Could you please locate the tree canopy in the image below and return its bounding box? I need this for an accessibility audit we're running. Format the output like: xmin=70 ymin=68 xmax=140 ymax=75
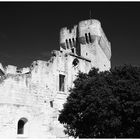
xmin=58 ymin=65 xmax=140 ymax=138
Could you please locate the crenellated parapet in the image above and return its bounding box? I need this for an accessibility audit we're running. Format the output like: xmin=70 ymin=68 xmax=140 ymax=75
xmin=60 ymin=25 xmax=77 ymax=53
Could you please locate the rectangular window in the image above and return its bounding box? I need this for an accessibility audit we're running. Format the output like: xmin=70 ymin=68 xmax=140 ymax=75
xmin=59 ymin=74 xmax=65 ymax=92
xmin=50 ymin=101 xmax=53 ymax=108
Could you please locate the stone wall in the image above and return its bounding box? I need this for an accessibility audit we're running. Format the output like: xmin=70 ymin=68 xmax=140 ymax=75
xmin=0 ymin=18 xmax=111 ymax=138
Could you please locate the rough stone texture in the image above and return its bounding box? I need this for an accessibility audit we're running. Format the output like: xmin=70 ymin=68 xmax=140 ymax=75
xmin=0 ymin=18 xmax=111 ymax=138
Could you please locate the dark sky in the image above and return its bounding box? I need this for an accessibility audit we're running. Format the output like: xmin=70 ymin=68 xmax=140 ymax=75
xmin=0 ymin=2 xmax=140 ymax=68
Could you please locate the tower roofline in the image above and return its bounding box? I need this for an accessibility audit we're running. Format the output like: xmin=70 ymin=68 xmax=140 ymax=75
xmin=78 ymin=19 xmax=101 ymax=27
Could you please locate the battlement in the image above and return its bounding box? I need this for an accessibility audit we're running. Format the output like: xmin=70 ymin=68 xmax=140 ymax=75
xmin=60 ymin=25 xmax=77 ymax=53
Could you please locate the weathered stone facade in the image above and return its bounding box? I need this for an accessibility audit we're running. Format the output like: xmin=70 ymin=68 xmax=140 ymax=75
xmin=0 ymin=19 xmax=111 ymax=138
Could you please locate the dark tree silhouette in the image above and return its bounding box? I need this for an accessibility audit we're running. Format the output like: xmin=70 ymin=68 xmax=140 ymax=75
xmin=58 ymin=65 xmax=140 ymax=138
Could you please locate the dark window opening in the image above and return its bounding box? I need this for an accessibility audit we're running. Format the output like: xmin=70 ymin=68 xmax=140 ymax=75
xmin=59 ymin=74 xmax=65 ymax=92
xmin=72 ymin=38 xmax=75 ymax=47
xmin=72 ymin=58 xmax=79 ymax=67
xmin=50 ymin=101 xmax=53 ymax=108
xmin=66 ymin=39 xmax=69 ymax=49
xmin=69 ymin=39 xmax=72 ymax=48
xmin=17 ymin=118 xmax=28 ymax=134
xmin=88 ymin=33 xmax=92 ymax=43
xmin=85 ymin=33 xmax=89 ymax=44
xmin=71 ymin=48 xmax=75 ymax=53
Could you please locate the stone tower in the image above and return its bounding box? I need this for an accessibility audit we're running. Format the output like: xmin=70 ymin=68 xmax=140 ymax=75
xmin=60 ymin=19 xmax=111 ymax=71
xmin=0 ymin=19 xmax=111 ymax=138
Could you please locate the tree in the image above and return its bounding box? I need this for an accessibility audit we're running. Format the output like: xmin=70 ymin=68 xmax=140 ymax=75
xmin=58 ymin=65 xmax=140 ymax=138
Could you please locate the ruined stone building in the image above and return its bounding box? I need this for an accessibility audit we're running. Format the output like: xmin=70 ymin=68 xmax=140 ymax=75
xmin=0 ymin=19 xmax=111 ymax=138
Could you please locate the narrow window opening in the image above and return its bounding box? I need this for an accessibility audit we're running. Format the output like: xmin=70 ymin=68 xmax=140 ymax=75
xmin=85 ymin=33 xmax=89 ymax=44
xmin=66 ymin=39 xmax=69 ymax=49
xmin=69 ymin=39 xmax=72 ymax=48
xmin=72 ymin=38 xmax=75 ymax=47
xmin=88 ymin=33 xmax=92 ymax=43
xmin=50 ymin=101 xmax=53 ymax=108
xmin=59 ymin=74 xmax=65 ymax=92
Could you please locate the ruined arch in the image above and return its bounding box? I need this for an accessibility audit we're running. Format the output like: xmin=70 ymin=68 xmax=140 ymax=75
xmin=17 ymin=117 xmax=28 ymax=134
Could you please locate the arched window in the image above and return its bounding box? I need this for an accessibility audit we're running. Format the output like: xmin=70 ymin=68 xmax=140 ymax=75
xmin=17 ymin=118 xmax=28 ymax=134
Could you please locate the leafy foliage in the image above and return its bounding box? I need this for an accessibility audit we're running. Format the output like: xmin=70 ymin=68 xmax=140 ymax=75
xmin=58 ymin=65 xmax=140 ymax=138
